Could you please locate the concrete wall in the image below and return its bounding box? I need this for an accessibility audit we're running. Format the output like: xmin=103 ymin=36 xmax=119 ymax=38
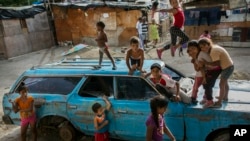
xmin=2 ymin=12 xmax=54 ymax=58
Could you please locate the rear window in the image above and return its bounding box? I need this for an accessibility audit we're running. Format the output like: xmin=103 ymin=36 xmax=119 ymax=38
xmin=18 ymin=77 xmax=82 ymax=95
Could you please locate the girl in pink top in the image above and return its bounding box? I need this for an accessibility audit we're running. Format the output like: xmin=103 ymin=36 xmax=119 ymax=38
xmin=156 ymin=0 xmax=189 ymax=59
xmin=146 ymin=95 xmax=175 ymax=141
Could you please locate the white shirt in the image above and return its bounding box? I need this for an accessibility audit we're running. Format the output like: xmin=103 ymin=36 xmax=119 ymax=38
xmin=136 ymin=21 xmax=142 ymax=34
xmin=196 ymin=51 xmax=212 ymax=77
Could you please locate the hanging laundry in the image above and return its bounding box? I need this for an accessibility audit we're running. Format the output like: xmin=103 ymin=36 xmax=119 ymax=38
xmin=198 ymin=11 xmax=210 ymax=26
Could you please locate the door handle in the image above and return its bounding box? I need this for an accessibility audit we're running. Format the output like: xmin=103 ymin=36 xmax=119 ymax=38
xmin=117 ymin=110 xmax=127 ymax=114
xmin=68 ymin=105 xmax=77 ymax=109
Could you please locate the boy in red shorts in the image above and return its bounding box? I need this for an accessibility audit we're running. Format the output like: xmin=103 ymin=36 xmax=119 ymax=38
xmin=92 ymin=95 xmax=111 ymax=141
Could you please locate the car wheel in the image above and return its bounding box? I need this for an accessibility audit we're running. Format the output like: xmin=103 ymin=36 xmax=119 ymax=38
xmin=59 ymin=124 xmax=76 ymax=141
xmin=209 ymin=129 xmax=230 ymax=141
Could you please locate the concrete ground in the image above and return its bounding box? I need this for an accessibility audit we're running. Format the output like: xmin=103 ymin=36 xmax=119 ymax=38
xmin=0 ymin=43 xmax=250 ymax=140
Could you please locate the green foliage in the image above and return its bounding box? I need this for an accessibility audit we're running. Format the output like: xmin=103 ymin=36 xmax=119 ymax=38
xmin=0 ymin=0 xmax=38 ymax=6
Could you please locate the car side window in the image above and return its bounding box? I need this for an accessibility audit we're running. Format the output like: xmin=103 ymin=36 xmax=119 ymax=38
xmin=19 ymin=77 xmax=82 ymax=95
xmin=79 ymin=76 xmax=113 ymax=97
xmin=116 ymin=77 xmax=158 ymax=100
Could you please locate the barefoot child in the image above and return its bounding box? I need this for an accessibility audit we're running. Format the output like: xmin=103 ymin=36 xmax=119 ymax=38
xmin=9 ymin=82 xmax=37 ymax=141
xmin=126 ymin=36 xmax=145 ymax=75
xmin=95 ymin=21 xmax=116 ymax=70
xmin=92 ymin=96 xmax=111 ymax=141
xmin=156 ymin=0 xmax=189 ymax=58
xmin=146 ymin=95 xmax=176 ymax=141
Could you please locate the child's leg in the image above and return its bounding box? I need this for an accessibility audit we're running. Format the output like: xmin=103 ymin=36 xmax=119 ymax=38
xmin=170 ymin=26 xmax=178 ymax=46
xmin=99 ymin=49 xmax=104 ymax=67
xmin=30 ymin=119 xmax=37 ymax=141
xmin=139 ymin=34 xmax=144 ymax=49
xmin=128 ymin=65 xmax=136 ymax=75
xmin=216 ymin=66 xmax=233 ymax=104
xmin=177 ymin=31 xmax=190 ymax=47
xmin=192 ymin=77 xmax=203 ymax=99
xmin=104 ymin=49 xmax=116 ymax=69
xmin=20 ymin=122 xmax=29 ymax=141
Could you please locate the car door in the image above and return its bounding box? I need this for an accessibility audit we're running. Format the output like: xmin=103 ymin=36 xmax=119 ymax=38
xmin=111 ymin=76 xmax=159 ymax=141
xmin=67 ymin=76 xmax=115 ymax=135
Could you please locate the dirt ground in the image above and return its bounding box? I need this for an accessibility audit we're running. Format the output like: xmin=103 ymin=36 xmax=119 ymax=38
xmin=0 ymin=44 xmax=250 ymax=141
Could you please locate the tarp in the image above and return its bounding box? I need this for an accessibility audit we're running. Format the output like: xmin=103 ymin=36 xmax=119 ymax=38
xmin=53 ymin=1 xmax=152 ymax=10
xmin=0 ymin=6 xmax=46 ymax=19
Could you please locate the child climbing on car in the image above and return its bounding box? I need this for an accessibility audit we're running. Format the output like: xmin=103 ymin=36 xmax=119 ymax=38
xmin=92 ymin=95 xmax=111 ymax=141
xmin=144 ymin=63 xmax=191 ymax=104
xmin=126 ymin=36 xmax=145 ymax=75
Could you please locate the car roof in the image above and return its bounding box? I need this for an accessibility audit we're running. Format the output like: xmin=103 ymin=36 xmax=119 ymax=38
xmin=24 ymin=58 xmax=165 ymax=76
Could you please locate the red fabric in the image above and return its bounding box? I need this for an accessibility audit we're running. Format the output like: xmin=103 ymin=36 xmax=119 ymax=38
xmin=173 ymin=8 xmax=185 ymax=28
xmin=94 ymin=132 xmax=109 ymax=141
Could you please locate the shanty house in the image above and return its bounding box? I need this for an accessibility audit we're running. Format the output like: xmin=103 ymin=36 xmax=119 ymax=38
xmin=52 ymin=0 xmax=154 ymax=46
xmin=0 ymin=6 xmax=55 ymax=59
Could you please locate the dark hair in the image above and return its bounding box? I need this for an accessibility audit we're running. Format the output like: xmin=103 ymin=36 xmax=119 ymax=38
xmin=150 ymin=95 xmax=168 ymax=128
xmin=92 ymin=103 xmax=102 ymax=113
xmin=150 ymin=63 xmax=161 ymax=70
xmin=198 ymin=38 xmax=213 ymax=47
xmin=17 ymin=82 xmax=27 ymax=93
xmin=130 ymin=36 xmax=140 ymax=45
xmin=204 ymin=30 xmax=209 ymax=34
xmin=138 ymin=17 xmax=142 ymax=21
xmin=96 ymin=21 xmax=105 ymax=29
xmin=187 ymin=40 xmax=200 ymax=54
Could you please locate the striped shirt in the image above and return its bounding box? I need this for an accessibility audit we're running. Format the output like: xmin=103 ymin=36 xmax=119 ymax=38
xmin=141 ymin=22 xmax=148 ymax=35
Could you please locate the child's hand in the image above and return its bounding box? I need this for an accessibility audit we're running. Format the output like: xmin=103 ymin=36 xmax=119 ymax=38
xmin=191 ymin=58 xmax=195 ymax=63
xmin=202 ymin=78 xmax=207 ymax=84
xmin=103 ymin=120 xmax=109 ymax=125
xmin=9 ymin=99 xmax=13 ymax=103
xmin=102 ymin=95 xmax=108 ymax=101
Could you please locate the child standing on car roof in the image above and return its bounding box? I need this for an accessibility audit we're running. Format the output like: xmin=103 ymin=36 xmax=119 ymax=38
xmin=9 ymin=82 xmax=37 ymax=141
xmin=126 ymin=36 xmax=145 ymax=75
xmin=146 ymin=95 xmax=176 ymax=141
xmin=92 ymin=95 xmax=111 ymax=141
xmin=198 ymin=38 xmax=233 ymax=108
xmin=187 ymin=40 xmax=222 ymax=108
xmin=95 ymin=21 xmax=116 ymax=70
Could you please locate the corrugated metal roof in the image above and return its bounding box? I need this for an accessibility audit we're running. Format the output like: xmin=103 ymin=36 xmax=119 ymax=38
xmin=52 ymin=1 xmax=152 ymax=10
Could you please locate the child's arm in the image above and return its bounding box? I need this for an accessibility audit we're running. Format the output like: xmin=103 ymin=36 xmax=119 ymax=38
xmin=126 ymin=50 xmax=131 ymax=71
xmin=103 ymin=95 xmax=111 ymax=111
xmin=143 ymin=72 xmax=151 ymax=78
xmin=163 ymin=124 xmax=176 ymax=141
xmin=93 ymin=117 xmax=109 ymax=131
xmin=175 ymin=82 xmax=181 ymax=101
xmin=9 ymin=99 xmax=19 ymax=113
xmin=95 ymin=32 xmax=108 ymax=42
xmin=202 ymin=59 xmax=220 ymax=66
xmin=191 ymin=59 xmax=200 ymax=72
xmin=200 ymin=68 xmax=207 ymax=84
xmin=146 ymin=125 xmax=154 ymax=141
xmin=139 ymin=50 xmax=145 ymax=72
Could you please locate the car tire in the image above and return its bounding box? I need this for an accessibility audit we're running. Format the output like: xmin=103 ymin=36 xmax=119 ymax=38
xmin=59 ymin=124 xmax=76 ymax=141
xmin=207 ymin=129 xmax=230 ymax=141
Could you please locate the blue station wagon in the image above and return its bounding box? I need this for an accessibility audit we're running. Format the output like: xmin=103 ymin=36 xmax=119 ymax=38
xmin=2 ymin=58 xmax=250 ymax=141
